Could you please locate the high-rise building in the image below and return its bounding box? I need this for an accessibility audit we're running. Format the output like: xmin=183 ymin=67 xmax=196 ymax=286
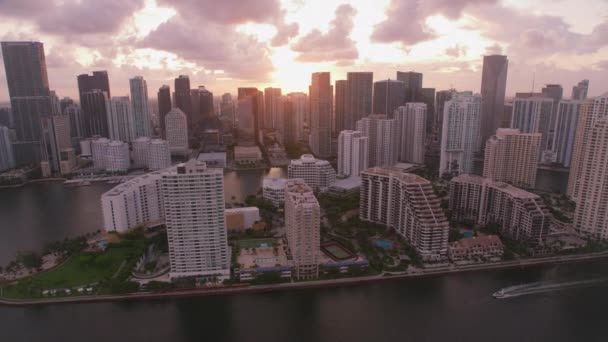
xmin=147 ymin=139 xmax=171 ymax=171
xmin=220 ymin=93 xmax=234 ymax=121
xmin=62 ymin=102 xmax=83 ymax=142
xmin=449 ymin=174 xmax=550 ymax=244
xmin=284 ymin=179 xmax=320 ymax=279
xmin=0 ymin=126 xmax=16 ymax=171
xmin=165 ymin=108 xmax=189 ymax=156
xmin=356 ymin=114 xmax=397 ymax=167
xmin=0 ymin=108 xmax=12 ymax=128
xmin=483 ymin=128 xmax=541 ymax=189
xmin=337 ymin=130 xmax=369 ymax=177
xmin=479 ymin=55 xmax=508 ymax=148
xmin=1 ymin=41 xmax=54 ymax=155
xmin=238 ymin=87 xmax=264 ymax=143
xmin=420 ymin=88 xmax=436 ymax=134
xmin=91 ymin=137 xmax=111 ymax=170
xmin=440 ymin=93 xmax=482 ymax=176
xmin=281 ymin=97 xmax=297 ymax=144
xmin=106 ymin=96 xmax=135 ymax=143
xmin=157 ymin=85 xmax=172 ymax=137
xmin=395 ymin=104 xmax=426 ymax=164
xmin=568 ymin=95 xmax=608 ymax=200
xmin=104 ymin=141 xmax=130 ymax=173
xmin=198 ymin=86 xmax=214 ymax=121
xmin=236 ymin=96 xmax=256 ymax=143
xmin=552 ymin=100 xmax=583 ymax=167
xmin=510 ymin=97 xmax=554 ymax=156
xmin=264 ymin=87 xmax=282 ymax=129
xmin=344 ymin=72 xmax=373 ymax=130
xmin=174 ymin=75 xmax=192 ymax=131
xmin=360 ymin=167 xmax=449 ymax=261
xmin=162 ymin=160 xmax=230 ymax=280
xmin=310 ymin=72 xmax=333 ymax=157
xmin=396 ymin=71 xmax=423 ymax=102
xmin=287 ymin=92 xmax=308 ymax=141
xmin=81 ymin=89 xmax=110 ymax=137
xmin=288 ymin=154 xmax=336 ymax=191
xmin=435 ymin=89 xmax=456 ymax=137
xmin=78 ymin=71 xmax=110 ymax=98
xmin=334 ymin=80 xmax=346 ymax=134
xmin=40 ymin=115 xmax=74 ymax=176
xmin=372 ymin=79 xmax=406 ymax=118
xmin=132 ymin=136 xmax=152 ymax=168
xmin=571 ymin=80 xmax=589 ymax=100
xmin=129 ymin=76 xmax=152 ymax=138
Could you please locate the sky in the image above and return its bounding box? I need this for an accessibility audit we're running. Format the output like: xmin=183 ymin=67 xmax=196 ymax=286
xmin=0 ymin=0 xmax=607 ymax=103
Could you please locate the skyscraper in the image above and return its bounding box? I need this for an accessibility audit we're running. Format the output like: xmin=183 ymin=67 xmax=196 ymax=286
xmin=356 ymin=114 xmax=397 ymax=167
xmin=40 ymin=115 xmax=74 ymax=176
xmin=238 ymin=87 xmax=264 ymax=143
xmin=165 ymin=108 xmax=189 ymax=156
xmin=198 ymin=86 xmax=214 ymax=121
xmin=157 ymin=85 xmax=172 ymax=137
xmin=1 ymin=41 xmax=54 ymax=150
xmin=334 ymin=80 xmax=346 ymax=134
xmin=310 ymin=72 xmax=333 ymax=157
xmin=552 ymin=100 xmax=583 ymax=167
xmin=287 ymin=92 xmax=308 ymax=141
xmin=372 ymin=79 xmax=406 ymax=118
xmin=162 ymin=160 xmax=230 ymax=280
xmin=483 ymin=128 xmax=541 ymax=189
xmin=479 ymin=55 xmax=508 ymax=149
xmin=435 ymin=89 xmax=456 ymax=137
xmin=510 ymin=97 xmax=554 ymax=156
xmin=236 ymin=96 xmax=256 ymax=143
xmin=264 ymin=87 xmax=282 ymax=129
xmin=440 ymin=93 xmax=482 ymax=176
xmin=77 ymin=71 xmax=110 ymax=98
xmin=81 ymin=89 xmax=110 ymax=137
xmin=129 ymin=76 xmax=152 ymax=138
xmin=337 ymin=130 xmax=369 ymax=177
xmin=281 ymin=97 xmax=296 ymax=144
xmin=285 ymin=179 xmax=320 ymax=279
xmin=174 ymin=75 xmax=192 ymax=131
xmin=571 ymin=80 xmax=589 ymax=100
xmin=344 ymin=72 xmax=373 ymax=130
xmin=395 ymin=104 xmax=427 ymax=164
xmin=420 ymin=88 xmax=436 ymax=134
xmin=106 ymin=96 xmax=135 ymax=143
xmin=0 ymin=108 xmax=11 ymax=128
xmin=396 ymin=71 xmax=423 ymax=102
xmin=0 ymin=126 xmax=16 ymax=172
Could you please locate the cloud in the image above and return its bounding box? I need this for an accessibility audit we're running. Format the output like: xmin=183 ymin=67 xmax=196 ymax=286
xmin=371 ymin=0 xmax=497 ymax=46
xmin=291 ymin=4 xmax=359 ymax=63
xmin=484 ymin=43 xmax=504 ymax=55
xmin=445 ymin=45 xmax=468 ymax=58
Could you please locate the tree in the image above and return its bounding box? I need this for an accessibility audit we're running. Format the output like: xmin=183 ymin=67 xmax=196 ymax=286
xmin=19 ymin=252 xmax=43 ymax=269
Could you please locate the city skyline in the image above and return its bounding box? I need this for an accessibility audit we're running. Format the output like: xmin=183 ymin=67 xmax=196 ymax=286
xmin=0 ymin=0 xmax=607 ymax=102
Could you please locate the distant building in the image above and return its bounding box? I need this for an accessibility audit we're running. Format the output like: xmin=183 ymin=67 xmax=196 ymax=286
xmin=234 ymin=145 xmax=263 ymax=163
xmin=40 ymin=115 xmax=74 ymax=176
xmin=552 ymin=100 xmax=583 ymax=167
xmin=225 ymin=207 xmax=261 ymax=232
xmin=395 ymin=103 xmax=426 ymax=164
xmin=448 ymin=235 xmax=504 ymax=262
xmin=571 ymin=80 xmax=589 ymax=100
xmin=337 ymin=130 xmax=368 ymax=177
xmin=106 ymin=96 xmax=135 ymax=143
xmin=372 ymin=79 xmax=406 ymax=118
xmin=147 ymin=139 xmax=171 ymax=171
xmin=449 ymin=174 xmax=550 ymax=245
xmin=157 ymin=85 xmax=172 ymax=137
xmin=129 ymin=76 xmax=152 ymax=138
xmin=356 ymin=114 xmax=397 ymax=167
xmin=285 ymin=179 xmax=320 ymax=279
xmin=479 ymin=55 xmax=508 ymax=147
xmin=345 ymin=72 xmax=373 ymax=130
xmin=510 ymin=97 xmax=554 ymax=158
xmin=0 ymin=126 xmax=15 ymax=172
xmin=288 ymin=154 xmax=336 ymax=191
xmin=78 ymin=71 xmax=111 ymax=137
xmin=132 ymin=136 xmax=152 ymax=168
xmin=174 ymin=75 xmax=192 ymax=131
xmin=360 ymin=167 xmax=449 ymax=261
xmin=310 ymin=72 xmax=333 ymax=157
xmin=263 ymin=177 xmax=288 ymax=207
xmin=396 ymin=71 xmax=423 ymax=102
xmin=287 ymin=92 xmax=308 ymax=141
xmin=104 ymin=141 xmax=130 ymax=172
xmin=264 ymin=87 xmax=282 ymax=129
xmin=165 ymin=108 xmax=189 ymax=156
xmin=236 ymin=96 xmax=256 ymax=143
xmin=197 ymin=152 xmax=227 ymax=168
xmin=334 ymin=80 xmax=346 ymax=134
xmin=483 ymin=128 xmax=541 ymax=189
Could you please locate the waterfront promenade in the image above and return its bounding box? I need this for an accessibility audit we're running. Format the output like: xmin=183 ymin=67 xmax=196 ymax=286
xmin=2 ymin=250 xmax=607 ymax=307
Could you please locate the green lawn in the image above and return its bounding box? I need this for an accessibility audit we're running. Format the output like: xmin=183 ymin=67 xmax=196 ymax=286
xmin=237 ymin=239 xmax=277 ymax=249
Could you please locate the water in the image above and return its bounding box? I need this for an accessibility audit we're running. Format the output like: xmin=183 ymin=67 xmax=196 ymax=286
xmin=0 ymin=168 xmax=285 ymax=266
xmin=2 ymin=260 xmax=608 ymax=341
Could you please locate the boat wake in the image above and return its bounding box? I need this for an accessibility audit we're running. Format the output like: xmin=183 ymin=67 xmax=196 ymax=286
xmin=493 ymin=278 xmax=608 ymax=299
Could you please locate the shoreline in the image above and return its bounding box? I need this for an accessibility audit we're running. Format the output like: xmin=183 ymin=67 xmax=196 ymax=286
xmin=2 ymin=250 xmax=607 ymax=307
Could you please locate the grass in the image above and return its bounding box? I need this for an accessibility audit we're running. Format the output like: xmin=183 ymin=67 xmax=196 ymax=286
xmin=237 ymin=239 xmax=277 ymax=249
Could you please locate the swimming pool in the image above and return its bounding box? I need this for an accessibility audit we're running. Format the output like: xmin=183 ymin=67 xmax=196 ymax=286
xmin=372 ymin=239 xmax=393 ymax=250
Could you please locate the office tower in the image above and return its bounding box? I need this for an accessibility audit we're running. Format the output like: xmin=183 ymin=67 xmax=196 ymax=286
xmin=281 ymin=97 xmax=296 ymax=144
xmin=542 ymin=84 xmax=563 ymax=105
xmin=568 ymin=95 xmax=608 ymax=200
xmin=284 ymin=179 xmax=321 ymax=279
xmin=572 ymin=80 xmax=589 ymax=100
xmin=287 ymin=92 xmax=308 ymax=141
xmin=162 ymin=160 xmax=230 ymax=280
xmin=510 ymin=97 xmax=554 ymax=156
xmin=395 ymin=104 xmax=427 ymax=164
xmin=356 ymin=115 xmax=397 ymax=167
xmin=106 ymin=96 xmax=135 ymax=143
xmin=0 ymin=108 xmax=11 ymax=128
xmin=344 ymin=72 xmax=373 ymax=130
xmin=174 ymin=75 xmax=192 ymax=131
xmin=91 ymin=137 xmax=110 ymax=169
xmin=81 ymin=89 xmax=110 ymax=137
xmin=59 ymin=97 xmax=74 ymax=114
xmin=502 ymin=103 xmax=513 ymax=128
xmin=373 ymin=79 xmax=406 ymax=118
xmin=78 ymin=71 xmax=110 ymax=98
xmin=288 ymin=154 xmax=336 ymax=191
xmin=147 ymin=139 xmax=171 ymax=171
xmin=483 ymin=128 xmax=541 ymax=189
xmin=337 ymin=130 xmax=369 ymax=177
xmin=190 ymin=88 xmax=200 ymax=126
xmin=165 ymin=108 xmax=189 ymax=156
xmin=334 ymin=80 xmax=346 ymax=134
xmin=1 ymin=41 xmax=54 ymax=155
xmin=238 ymin=87 xmax=264 ymax=143
xmin=236 ymin=96 xmax=256 ymax=143
xmin=440 ymin=93 xmax=482 ymax=176
xmin=220 ymin=93 xmax=234 ymax=120
xmin=310 ymin=72 xmax=333 ymax=157
xmin=435 ymin=89 xmax=456 ymax=137
xmin=449 ymin=174 xmax=550 ymax=245
xmin=479 ymin=55 xmax=508 ymax=148
xmin=104 ymin=141 xmax=130 ymax=172
xmin=360 ymin=167 xmax=449 ymax=261
xmin=0 ymin=126 xmax=16 ymax=171
xmin=129 ymin=76 xmax=152 ymax=138
xmin=552 ymin=100 xmax=583 ymax=167
xmin=264 ymin=87 xmax=282 ymax=129
xmin=157 ymin=85 xmax=172 ymax=137
xmin=396 ymin=71 xmax=423 ymax=102
xmin=40 ymin=115 xmax=74 ymax=176
xmin=62 ymin=103 xmax=83 ymax=141
xmin=420 ymin=88 xmax=435 ymax=134
xmin=198 ymin=86 xmax=214 ymax=120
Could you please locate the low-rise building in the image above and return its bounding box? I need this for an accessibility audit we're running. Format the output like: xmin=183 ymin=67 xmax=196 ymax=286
xmin=234 ymin=145 xmax=263 ymax=163
xmin=263 ymin=177 xmax=288 ymax=207
xmin=327 ymin=176 xmax=361 ymax=197
xmin=225 ymin=207 xmax=261 ymax=232
xmin=287 ymin=154 xmax=336 ymax=191
xmin=448 ymin=235 xmax=504 ymax=262
xmin=198 ymin=152 xmax=227 ymax=168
